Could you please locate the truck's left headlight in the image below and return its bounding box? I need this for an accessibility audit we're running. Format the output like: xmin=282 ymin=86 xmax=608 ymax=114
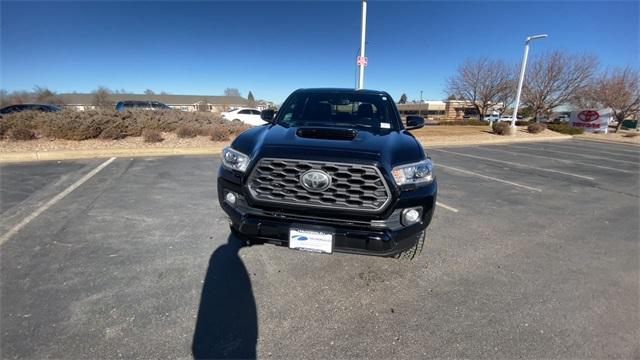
xmin=391 ymin=159 xmax=434 ymax=186
xmin=222 ymin=147 xmax=250 ymax=172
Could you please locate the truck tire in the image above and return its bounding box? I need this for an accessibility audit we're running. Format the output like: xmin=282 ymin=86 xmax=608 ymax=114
xmin=394 ymin=230 xmax=425 ymax=260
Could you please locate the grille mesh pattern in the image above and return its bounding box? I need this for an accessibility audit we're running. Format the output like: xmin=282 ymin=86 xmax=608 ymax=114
xmin=247 ymin=158 xmax=390 ymax=212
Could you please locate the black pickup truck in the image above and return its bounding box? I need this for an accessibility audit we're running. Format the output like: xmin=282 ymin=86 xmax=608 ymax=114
xmin=217 ymin=88 xmax=436 ymax=260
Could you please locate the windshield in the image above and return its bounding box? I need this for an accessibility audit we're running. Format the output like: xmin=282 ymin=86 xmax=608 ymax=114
xmin=276 ymin=92 xmax=400 ymax=134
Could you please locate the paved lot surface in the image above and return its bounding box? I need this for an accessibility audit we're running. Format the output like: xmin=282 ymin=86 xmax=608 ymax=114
xmin=1 ymin=139 xmax=638 ymax=359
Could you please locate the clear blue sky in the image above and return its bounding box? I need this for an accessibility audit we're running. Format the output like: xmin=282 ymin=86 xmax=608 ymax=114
xmin=1 ymin=1 xmax=638 ymax=103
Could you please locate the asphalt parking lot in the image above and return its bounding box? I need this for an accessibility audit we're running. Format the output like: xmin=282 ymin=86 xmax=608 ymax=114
xmin=1 ymin=139 xmax=638 ymax=359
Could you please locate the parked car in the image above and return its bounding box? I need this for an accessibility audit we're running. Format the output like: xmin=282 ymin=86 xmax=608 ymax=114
xmin=484 ymin=113 xmax=500 ymax=122
xmin=553 ymin=114 xmax=571 ymax=122
xmin=115 ymin=100 xmax=171 ymax=111
xmin=498 ymin=115 xmax=513 ymax=122
xmin=217 ymin=88 xmax=436 ymax=260
xmin=0 ymin=104 xmax=60 ymax=114
xmin=220 ymin=108 xmax=267 ymax=126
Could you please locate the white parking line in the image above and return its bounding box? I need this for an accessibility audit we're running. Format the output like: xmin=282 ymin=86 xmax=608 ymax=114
xmin=0 ymin=157 xmax=116 ymax=246
xmin=479 ymin=146 xmax=635 ymax=174
xmin=535 ymin=141 xmax=640 ymax=157
xmin=436 ymin=201 xmax=459 ymax=213
xmin=437 ymin=163 xmax=542 ymax=192
xmin=512 ymin=144 xmax=640 ymax=166
xmin=432 ymin=148 xmax=595 ymax=180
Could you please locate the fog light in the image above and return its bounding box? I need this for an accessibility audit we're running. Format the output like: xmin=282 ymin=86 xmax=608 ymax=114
xmin=402 ymin=208 xmax=421 ymax=225
xmin=225 ymin=191 xmax=237 ymax=205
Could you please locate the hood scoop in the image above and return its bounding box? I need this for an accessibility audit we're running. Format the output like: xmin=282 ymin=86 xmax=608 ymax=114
xmin=296 ymin=127 xmax=358 ymax=141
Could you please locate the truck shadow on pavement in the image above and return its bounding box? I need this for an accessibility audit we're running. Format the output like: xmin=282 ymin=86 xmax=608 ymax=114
xmin=192 ymin=233 xmax=257 ymax=359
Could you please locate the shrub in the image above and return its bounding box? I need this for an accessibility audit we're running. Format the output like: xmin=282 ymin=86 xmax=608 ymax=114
xmin=142 ymin=129 xmax=163 ymax=142
xmin=7 ymin=127 xmax=35 ymax=141
xmin=227 ymin=123 xmax=251 ymax=136
xmin=0 ymin=109 xmax=227 ymax=140
xmin=438 ymin=119 xmax=488 ymax=126
xmin=527 ymin=123 xmax=546 ymax=134
xmin=98 ymin=127 xmax=126 ymax=140
xmin=176 ymin=125 xmax=200 ymax=138
xmin=42 ymin=117 xmax=103 ymax=140
xmin=209 ymin=126 xmax=230 ymax=141
xmin=547 ymin=123 xmax=584 ymax=135
xmin=492 ymin=121 xmax=513 ymax=135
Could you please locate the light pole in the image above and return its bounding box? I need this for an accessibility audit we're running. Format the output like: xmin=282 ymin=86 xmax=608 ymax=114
xmin=511 ymin=34 xmax=547 ymax=128
xmin=354 ymin=47 xmax=361 ymax=89
xmin=420 ymin=90 xmax=423 ymax=117
xmin=357 ymin=0 xmax=367 ymax=90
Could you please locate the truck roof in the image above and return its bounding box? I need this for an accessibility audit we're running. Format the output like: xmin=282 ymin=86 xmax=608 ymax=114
xmin=294 ymin=88 xmax=391 ymax=96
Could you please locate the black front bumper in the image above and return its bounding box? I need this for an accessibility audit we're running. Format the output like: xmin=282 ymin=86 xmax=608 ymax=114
xmin=217 ymin=173 xmax=436 ymax=257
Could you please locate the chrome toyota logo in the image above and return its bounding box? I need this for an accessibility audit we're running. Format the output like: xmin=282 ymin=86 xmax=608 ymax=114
xmin=300 ymin=170 xmax=331 ymax=192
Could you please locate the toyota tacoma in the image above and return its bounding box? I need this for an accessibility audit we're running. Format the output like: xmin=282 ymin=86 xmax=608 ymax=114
xmin=217 ymin=88 xmax=436 ymax=259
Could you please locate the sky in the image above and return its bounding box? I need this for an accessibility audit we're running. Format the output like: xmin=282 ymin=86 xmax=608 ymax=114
xmin=1 ymin=1 xmax=638 ymax=103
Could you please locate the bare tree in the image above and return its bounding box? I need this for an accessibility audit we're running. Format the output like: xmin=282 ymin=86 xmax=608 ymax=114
xmin=144 ymin=89 xmax=155 ymax=95
xmin=6 ymin=90 xmax=33 ymax=105
xmin=92 ymin=86 xmax=113 ymax=108
xmin=33 ymin=86 xmax=64 ymax=105
xmin=522 ymin=51 xmax=598 ymax=120
xmin=197 ymin=100 xmax=209 ymax=112
xmin=495 ymin=76 xmax=517 ymax=116
xmin=224 ymin=88 xmax=241 ymax=97
xmin=0 ymin=89 xmax=9 ymax=107
xmin=576 ymin=67 xmax=640 ymax=132
xmin=445 ymin=58 xmax=514 ymax=121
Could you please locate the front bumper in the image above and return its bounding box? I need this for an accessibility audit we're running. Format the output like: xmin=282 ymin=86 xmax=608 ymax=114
xmin=217 ymin=174 xmax=437 ymax=257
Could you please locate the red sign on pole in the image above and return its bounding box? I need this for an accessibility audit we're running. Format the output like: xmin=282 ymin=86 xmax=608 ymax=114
xmin=356 ymin=56 xmax=368 ymax=67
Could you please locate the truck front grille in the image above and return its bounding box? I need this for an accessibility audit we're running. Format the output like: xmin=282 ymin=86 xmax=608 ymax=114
xmin=247 ymin=158 xmax=391 ymax=212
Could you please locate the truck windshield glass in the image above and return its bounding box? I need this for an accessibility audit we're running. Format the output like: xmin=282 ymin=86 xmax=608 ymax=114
xmin=277 ymin=93 xmax=399 ymax=133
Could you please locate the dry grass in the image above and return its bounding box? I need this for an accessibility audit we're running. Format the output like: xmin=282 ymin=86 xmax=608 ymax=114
xmin=7 ymin=127 xmax=35 ymax=141
xmin=176 ymin=125 xmax=201 ymax=139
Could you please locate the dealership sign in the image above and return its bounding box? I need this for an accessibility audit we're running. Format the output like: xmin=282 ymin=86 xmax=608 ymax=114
xmin=570 ymin=109 xmax=612 ymax=133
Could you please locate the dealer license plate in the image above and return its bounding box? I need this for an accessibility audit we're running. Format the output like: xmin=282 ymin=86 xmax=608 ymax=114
xmin=289 ymin=228 xmax=333 ymax=254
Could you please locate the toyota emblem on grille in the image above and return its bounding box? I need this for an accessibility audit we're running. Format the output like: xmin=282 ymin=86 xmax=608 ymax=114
xmin=300 ymin=170 xmax=331 ymax=192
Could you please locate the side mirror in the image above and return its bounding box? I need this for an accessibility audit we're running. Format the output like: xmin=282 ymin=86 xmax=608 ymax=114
xmin=405 ymin=115 xmax=425 ymax=130
xmin=261 ymin=109 xmax=276 ymax=122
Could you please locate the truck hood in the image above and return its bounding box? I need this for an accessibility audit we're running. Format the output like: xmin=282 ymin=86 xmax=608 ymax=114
xmin=231 ymin=124 xmax=426 ymax=170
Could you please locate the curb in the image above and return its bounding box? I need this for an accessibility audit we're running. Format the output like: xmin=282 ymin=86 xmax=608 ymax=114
xmin=0 ymin=146 xmax=225 ymax=163
xmin=1 ymin=135 xmax=572 ymax=163
xmin=573 ymin=136 xmax=640 ymax=147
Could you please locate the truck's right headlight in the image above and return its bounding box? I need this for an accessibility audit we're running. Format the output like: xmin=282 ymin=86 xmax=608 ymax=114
xmin=222 ymin=147 xmax=250 ymax=172
xmin=391 ymin=159 xmax=434 ymax=186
